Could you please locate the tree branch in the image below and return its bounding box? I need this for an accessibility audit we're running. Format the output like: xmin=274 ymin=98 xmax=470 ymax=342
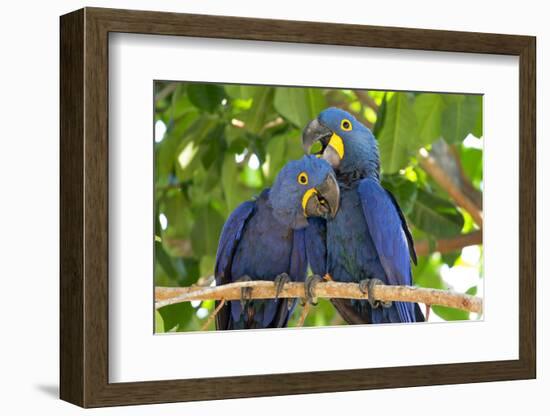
xmin=155 ymin=281 xmax=482 ymax=313
xmin=449 ymin=144 xmax=483 ymax=210
xmin=415 ymin=230 xmax=482 ymax=256
xmin=418 ymin=149 xmax=483 ymax=227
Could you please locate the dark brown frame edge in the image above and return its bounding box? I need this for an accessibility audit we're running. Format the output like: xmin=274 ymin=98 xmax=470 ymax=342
xmin=60 ymin=7 xmax=536 ymax=408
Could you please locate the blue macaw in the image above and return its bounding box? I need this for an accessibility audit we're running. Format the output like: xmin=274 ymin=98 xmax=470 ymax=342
xmin=302 ymin=107 xmax=424 ymax=324
xmin=215 ymin=155 xmax=340 ymax=330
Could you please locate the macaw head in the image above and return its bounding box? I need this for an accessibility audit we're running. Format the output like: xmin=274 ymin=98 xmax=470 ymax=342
xmin=269 ymin=155 xmax=340 ymax=229
xmin=302 ymin=107 xmax=380 ymax=179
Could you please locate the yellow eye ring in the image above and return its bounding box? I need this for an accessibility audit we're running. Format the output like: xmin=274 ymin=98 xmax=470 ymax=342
xmin=297 ymin=172 xmax=309 ymax=185
xmin=341 ymin=119 xmax=352 ymax=131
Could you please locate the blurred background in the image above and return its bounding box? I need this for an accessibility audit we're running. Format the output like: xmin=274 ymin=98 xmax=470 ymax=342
xmin=153 ymin=81 xmax=483 ymax=332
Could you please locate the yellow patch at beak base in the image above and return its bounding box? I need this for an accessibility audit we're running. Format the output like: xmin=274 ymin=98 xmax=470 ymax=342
xmin=328 ymin=133 xmax=344 ymax=159
xmin=302 ymin=188 xmax=318 ymax=216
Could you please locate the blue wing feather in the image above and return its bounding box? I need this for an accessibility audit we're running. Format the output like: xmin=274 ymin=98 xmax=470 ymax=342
xmin=357 ymin=178 xmax=416 ymax=323
xmin=385 ymin=189 xmax=417 ymax=265
xmin=214 ymin=200 xmax=256 ymax=329
xmin=290 ymin=228 xmax=308 ymax=282
xmin=266 ymin=228 xmax=307 ymax=327
xmin=304 ymin=217 xmax=327 ymax=276
xmin=214 ymin=200 xmax=256 ymax=281
xmin=261 ymin=228 xmax=308 ymax=327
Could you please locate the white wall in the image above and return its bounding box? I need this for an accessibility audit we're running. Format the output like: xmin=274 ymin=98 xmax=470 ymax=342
xmin=0 ymin=1 xmax=545 ymax=414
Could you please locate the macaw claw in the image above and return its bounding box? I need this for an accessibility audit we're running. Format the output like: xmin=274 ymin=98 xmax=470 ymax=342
xmin=304 ymin=274 xmax=325 ymax=306
xmin=359 ymin=278 xmax=392 ymax=309
xmin=274 ymin=273 xmax=291 ymax=299
xmin=236 ymin=275 xmax=253 ymax=309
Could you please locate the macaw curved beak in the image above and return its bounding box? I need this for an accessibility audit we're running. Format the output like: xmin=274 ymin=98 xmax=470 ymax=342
xmin=302 ymin=171 xmax=340 ymax=219
xmin=302 ymin=118 xmax=344 ymax=169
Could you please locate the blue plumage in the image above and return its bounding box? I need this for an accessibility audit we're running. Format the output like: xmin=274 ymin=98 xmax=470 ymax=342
xmin=215 ymin=155 xmax=340 ymax=330
xmin=304 ymin=217 xmax=327 ymax=276
xmin=303 ymin=107 xmax=423 ymax=324
xmin=357 ymin=178 xmax=416 ymax=322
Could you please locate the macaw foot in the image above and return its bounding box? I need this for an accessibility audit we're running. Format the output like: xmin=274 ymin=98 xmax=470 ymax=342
xmin=236 ymin=275 xmax=253 ymax=309
xmin=273 ymin=273 xmax=290 ymax=299
xmin=359 ymin=278 xmax=392 ymax=309
xmin=324 ymin=273 xmax=334 ymax=281
xmin=304 ymin=274 xmax=326 ymax=306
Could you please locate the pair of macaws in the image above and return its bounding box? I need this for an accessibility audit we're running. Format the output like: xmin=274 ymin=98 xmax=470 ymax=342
xmin=215 ymin=107 xmax=424 ymax=330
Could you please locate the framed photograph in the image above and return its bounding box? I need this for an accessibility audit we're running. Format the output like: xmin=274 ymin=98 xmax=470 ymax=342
xmin=60 ymin=7 xmax=536 ymax=408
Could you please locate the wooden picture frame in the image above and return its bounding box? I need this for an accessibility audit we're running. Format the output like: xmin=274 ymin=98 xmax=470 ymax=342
xmin=60 ymin=7 xmax=536 ymax=408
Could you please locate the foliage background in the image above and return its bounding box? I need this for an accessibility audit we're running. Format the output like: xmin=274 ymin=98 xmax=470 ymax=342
xmin=153 ymin=81 xmax=483 ymax=333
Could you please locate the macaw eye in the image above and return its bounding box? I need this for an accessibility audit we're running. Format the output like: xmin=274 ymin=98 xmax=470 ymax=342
xmin=341 ymin=119 xmax=352 ymax=131
xmin=297 ymin=172 xmax=309 ymax=185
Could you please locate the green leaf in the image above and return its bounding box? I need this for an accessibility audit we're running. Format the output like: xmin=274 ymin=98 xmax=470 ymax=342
xmin=264 ymin=130 xmax=302 ymax=182
xmin=225 ymin=85 xmax=258 ymax=100
xmin=466 ymin=286 xmax=478 ymax=296
xmin=372 ymin=93 xmax=387 ymax=138
xmin=199 ymin=255 xmax=216 ymax=278
xmin=190 ymin=205 xmax=225 ymax=257
xmin=459 ymin=146 xmax=483 ymax=187
xmin=221 ymin=154 xmax=248 ymax=212
xmin=441 ymin=251 xmax=461 ymax=267
xmin=410 ymin=188 xmax=465 ymax=237
xmin=155 ymin=310 xmax=165 ymax=333
xmin=265 ymin=133 xmax=287 ymax=181
xmin=203 ymin=163 xmax=222 ymax=194
xmin=158 ymin=302 xmax=194 ymax=332
xmin=187 ymin=84 xmax=226 ymax=113
xmin=273 ymin=88 xmax=326 ymax=128
xmin=239 ymin=87 xmax=275 ymax=134
xmin=180 ymin=258 xmax=201 ymax=285
xmin=381 ymin=175 xmax=418 ymax=216
xmin=377 ymin=92 xmax=418 ymax=173
xmin=413 ymin=254 xmax=470 ymax=320
xmin=282 ymin=130 xmax=305 ymax=161
xmin=473 ymin=96 xmax=483 ymax=138
xmin=155 ymin=239 xmax=178 ymax=279
xmin=413 ymin=254 xmax=445 ymax=289
xmin=161 ymin=192 xmax=193 ymax=238
xmin=174 ymin=116 xmax=219 ymax=181
xmin=432 ymin=305 xmax=469 ymax=321
xmin=200 ymin=123 xmax=226 ymax=170
xmin=441 ymin=95 xmax=482 ymax=143
xmin=414 ymin=93 xmax=444 ymax=146
xmin=156 ymin=111 xmax=199 ymax=187
xmin=240 ymin=164 xmax=263 ymax=188
xmin=171 ymin=85 xmax=196 ymax=120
